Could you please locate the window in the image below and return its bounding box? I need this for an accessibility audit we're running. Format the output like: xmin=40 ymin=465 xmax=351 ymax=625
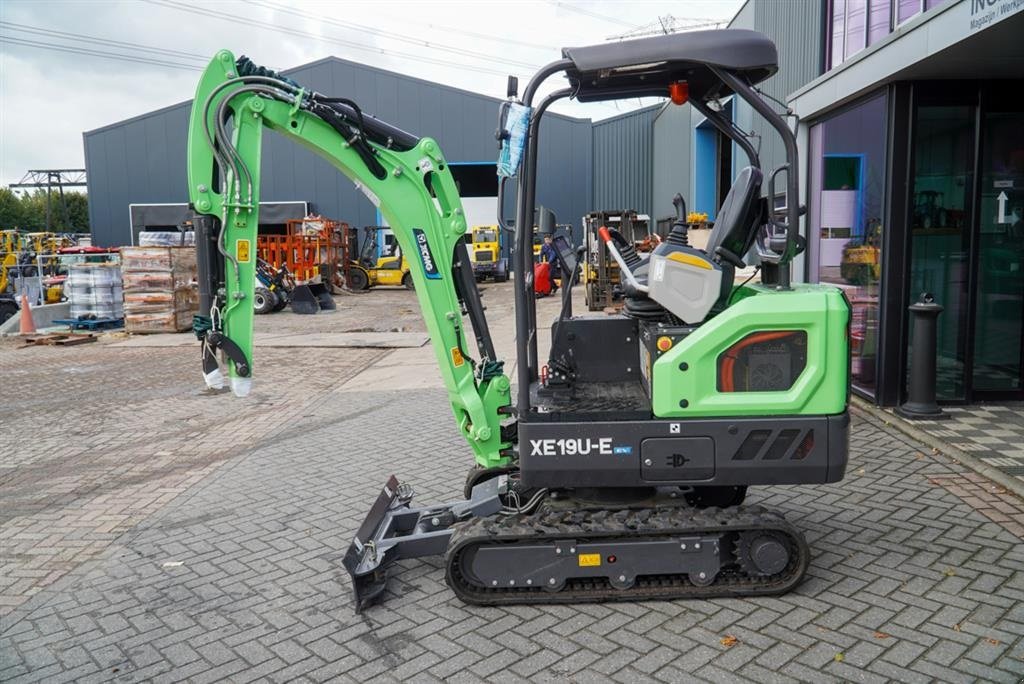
xmin=828 ymin=0 xmax=945 ymax=70
xmin=868 ymin=0 xmax=891 ymax=45
xmin=830 ymin=0 xmax=846 ymax=69
xmin=808 ymin=93 xmax=889 ymax=397
xmin=845 ymin=0 xmax=867 ymax=60
xmin=897 ymin=0 xmax=922 ymax=23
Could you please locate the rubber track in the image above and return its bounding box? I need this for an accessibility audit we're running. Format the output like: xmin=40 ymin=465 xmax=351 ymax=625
xmin=444 ymin=503 xmax=810 ymax=606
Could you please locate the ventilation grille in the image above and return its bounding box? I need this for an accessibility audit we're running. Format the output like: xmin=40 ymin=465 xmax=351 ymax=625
xmin=732 ymin=429 xmax=815 ymax=461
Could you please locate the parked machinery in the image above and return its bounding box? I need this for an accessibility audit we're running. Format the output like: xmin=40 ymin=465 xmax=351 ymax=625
xmin=469 ymin=225 xmax=508 ymax=282
xmin=582 ymin=209 xmax=651 ymax=311
xmin=186 ymin=32 xmax=849 ymax=612
xmin=840 ymin=218 xmax=882 ymax=286
xmin=348 ymin=226 xmax=414 ymax=290
xmin=257 ymin=216 xmax=343 ymax=313
xmin=253 ymin=257 xmax=292 ymax=314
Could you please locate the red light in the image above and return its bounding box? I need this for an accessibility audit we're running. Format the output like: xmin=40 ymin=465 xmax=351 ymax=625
xmin=668 ymin=81 xmax=689 ymax=105
xmin=607 ymin=555 xmax=617 ymax=563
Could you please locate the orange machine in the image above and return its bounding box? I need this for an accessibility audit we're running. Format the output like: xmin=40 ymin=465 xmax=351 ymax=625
xmin=257 ymin=216 xmax=352 ymax=289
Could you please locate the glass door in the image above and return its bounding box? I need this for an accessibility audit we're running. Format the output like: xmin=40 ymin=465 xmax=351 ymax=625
xmin=907 ymin=102 xmax=976 ymax=401
xmin=972 ymin=92 xmax=1024 ymax=395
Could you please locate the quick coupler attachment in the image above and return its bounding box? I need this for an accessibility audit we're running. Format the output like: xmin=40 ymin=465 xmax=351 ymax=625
xmin=342 ymin=475 xmax=502 ymax=613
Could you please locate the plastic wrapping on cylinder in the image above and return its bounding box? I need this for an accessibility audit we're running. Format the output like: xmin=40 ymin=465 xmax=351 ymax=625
xmin=204 ymin=367 xmax=225 ymax=390
xmin=231 ymin=376 xmax=252 ymax=398
xmin=497 ymin=103 xmax=531 ymax=178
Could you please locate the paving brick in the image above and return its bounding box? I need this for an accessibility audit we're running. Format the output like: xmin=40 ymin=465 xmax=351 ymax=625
xmin=1 ymin=326 xmax=1023 ymax=683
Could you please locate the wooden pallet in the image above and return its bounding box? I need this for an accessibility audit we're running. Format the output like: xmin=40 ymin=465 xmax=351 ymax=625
xmin=22 ymin=334 xmax=97 ymax=347
xmin=52 ymin=317 xmax=124 ymax=331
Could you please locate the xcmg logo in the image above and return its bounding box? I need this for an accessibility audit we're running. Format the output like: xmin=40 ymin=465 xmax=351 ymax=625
xmin=412 ymin=228 xmax=441 ymax=279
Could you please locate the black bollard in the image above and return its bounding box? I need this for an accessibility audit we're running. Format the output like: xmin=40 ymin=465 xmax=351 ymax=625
xmin=897 ymin=293 xmax=949 ymax=420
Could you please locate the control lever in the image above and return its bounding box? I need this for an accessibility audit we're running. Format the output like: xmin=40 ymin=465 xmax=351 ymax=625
xmin=598 ymin=227 xmax=648 ymax=295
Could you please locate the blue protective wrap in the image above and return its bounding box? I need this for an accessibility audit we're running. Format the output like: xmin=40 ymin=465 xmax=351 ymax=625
xmin=497 ymin=103 xmax=532 ymax=178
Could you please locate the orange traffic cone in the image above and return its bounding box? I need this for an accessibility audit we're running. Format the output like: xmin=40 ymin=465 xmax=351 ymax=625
xmin=19 ymin=295 xmax=36 ymax=335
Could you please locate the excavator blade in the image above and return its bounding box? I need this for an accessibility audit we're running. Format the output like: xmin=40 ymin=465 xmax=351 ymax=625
xmin=342 ymin=475 xmax=502 ymax=613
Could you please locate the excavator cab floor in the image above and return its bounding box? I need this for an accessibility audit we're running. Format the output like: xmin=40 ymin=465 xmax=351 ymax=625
xmin=530 ymin=380 xmax=650 ymax=422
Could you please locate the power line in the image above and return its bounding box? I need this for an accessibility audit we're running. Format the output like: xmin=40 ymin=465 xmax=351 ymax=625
xmin=416 ymin=19 xmax=555 ymax=51
xmin=249 ymin=0 xmax=543 ymax=70
xmin=141 ymin=0 xmax=532 ymax=80
xmin=0 ymin=34 xmax=203 ymax=71
xmin=545 ymin=1 xmax=642 ymax=29
xmin=0 ymin=21 xmax=209 ymax=62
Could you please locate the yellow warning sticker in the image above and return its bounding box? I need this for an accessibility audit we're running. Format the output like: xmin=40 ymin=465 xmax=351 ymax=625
xmin=578 ymin=553 xmax=601 ymax=567
xmin=237 ymin=239 xmax=251 ymax=263
xmin=451 ymin=347 xmax=465 ymax=367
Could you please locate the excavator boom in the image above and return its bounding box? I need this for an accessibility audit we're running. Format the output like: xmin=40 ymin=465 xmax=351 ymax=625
xmin=186 ymin=51 xmax=511 ymax=468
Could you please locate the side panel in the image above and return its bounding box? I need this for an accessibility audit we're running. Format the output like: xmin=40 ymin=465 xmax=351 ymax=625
xmin=519 ymin=413 xmax=849 ymax=489
xmin=651 ymin=284 xmax=850 ymax=418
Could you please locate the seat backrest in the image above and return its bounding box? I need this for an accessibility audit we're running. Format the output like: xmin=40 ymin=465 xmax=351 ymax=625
xmin=706 ymin=166 xmax=763 ymax=265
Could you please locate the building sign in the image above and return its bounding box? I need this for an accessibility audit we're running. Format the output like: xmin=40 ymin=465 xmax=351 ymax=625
xmin=970 ymin=0 xmax=1024 ymax=32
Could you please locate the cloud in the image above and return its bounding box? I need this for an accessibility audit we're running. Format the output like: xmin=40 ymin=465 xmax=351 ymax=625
xmin=0 ymin=0 xmax=741 ymax=185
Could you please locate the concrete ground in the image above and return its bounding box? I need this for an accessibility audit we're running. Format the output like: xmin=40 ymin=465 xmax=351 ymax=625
xmin=1 ymin=282 xmax=1023 ymax=682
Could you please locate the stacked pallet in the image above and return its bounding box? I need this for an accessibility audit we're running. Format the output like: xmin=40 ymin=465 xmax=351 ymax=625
xmin=66 ymin=262 xmax=124 ymax=321
xmin=121 ymin=247 xmax=199 ymax=333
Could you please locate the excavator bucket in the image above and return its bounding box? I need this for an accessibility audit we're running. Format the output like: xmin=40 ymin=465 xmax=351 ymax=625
xmin=342 ymin=475 xmax=502 ymax=613
xmin=288 ymin=284 xmax=320 ymax=315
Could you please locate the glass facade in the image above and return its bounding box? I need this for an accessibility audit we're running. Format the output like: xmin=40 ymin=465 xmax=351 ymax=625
xmin=973 ymin=97 xmax=1024 ymax=392
xmin=829 ymin=0 xmax=949 ymax=69
xmin=907 ymin=105 xmax=975 ymax=400
xmin=808 ymin=93 xmax=889 ymax=396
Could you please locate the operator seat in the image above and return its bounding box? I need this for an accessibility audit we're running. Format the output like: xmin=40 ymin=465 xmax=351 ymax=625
xmin=705 ymin=165 xmax=763 ymax=273
xmin=622 ymin=166 xmax=763 ymax=323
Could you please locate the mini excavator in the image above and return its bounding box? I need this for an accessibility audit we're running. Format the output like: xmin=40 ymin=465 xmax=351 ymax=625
xmin=186 ymin=29 xmax=849 ymax=612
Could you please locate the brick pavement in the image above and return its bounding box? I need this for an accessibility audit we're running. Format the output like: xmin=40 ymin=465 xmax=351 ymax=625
xmin=1 ymin=383 xmax=1022 ymax=683
xmin=0 ymin=343 xmax=383 ymax=618
xmin=902 ymin=403 xmax=1024 ymax=487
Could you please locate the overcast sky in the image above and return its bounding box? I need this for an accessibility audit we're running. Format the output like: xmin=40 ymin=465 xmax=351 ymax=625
xmin=0 ymin=0 xmax=742 ymax=186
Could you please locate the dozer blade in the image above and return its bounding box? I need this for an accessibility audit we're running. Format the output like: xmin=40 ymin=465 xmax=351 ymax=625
xmin=289 ymin=284 xmax=320 ymax=314
xmin=342 ymin=475 xmax=502 ymax=613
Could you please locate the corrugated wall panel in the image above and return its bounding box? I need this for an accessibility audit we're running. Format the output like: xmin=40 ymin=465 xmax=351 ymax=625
xmin=745 ymin=0 xmax=824 ymax=185
xmin=84 ymin=56 xmax=593 ymax=245
xmin=591 ymin=105 xmax=659 ymax=217
xmin=652 ymin=103 xmax=693 ymax=222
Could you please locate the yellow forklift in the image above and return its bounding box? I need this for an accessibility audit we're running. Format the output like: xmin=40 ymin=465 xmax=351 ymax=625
xmin=348 ymin=226 xmax=413 ymax=290
xmin=469 ymin=225 xmax=508 ymax=282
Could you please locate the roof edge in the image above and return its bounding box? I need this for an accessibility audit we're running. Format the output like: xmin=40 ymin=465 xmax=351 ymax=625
xmin=85 ymin=52 xmax=593 ymax=136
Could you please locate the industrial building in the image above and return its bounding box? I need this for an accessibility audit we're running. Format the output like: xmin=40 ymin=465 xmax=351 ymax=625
xmin=83 ymin=56 xmax=594 ymax=248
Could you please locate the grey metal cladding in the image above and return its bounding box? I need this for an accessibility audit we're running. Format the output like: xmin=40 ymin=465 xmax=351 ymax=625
xmin=652 ymin=102 xmax=694 ymax=222
xmin=743 ymin=0 xmax=824 ymax=182
xmin=83 ymin=56 xmax=593 ymax=246
xmin=592 ymin=105 xmax=660 ymax=218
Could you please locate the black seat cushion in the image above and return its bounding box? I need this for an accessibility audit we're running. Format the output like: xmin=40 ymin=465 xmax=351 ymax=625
xmin=706 ymin=166 xmax=763 ymax=265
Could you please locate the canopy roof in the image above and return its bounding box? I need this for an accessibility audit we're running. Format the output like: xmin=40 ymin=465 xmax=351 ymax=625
xmin=561 ymin=29 xmax=778 ymax=103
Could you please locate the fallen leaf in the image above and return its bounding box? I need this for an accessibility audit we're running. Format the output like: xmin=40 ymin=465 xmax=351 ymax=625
xmin=915 ymin=452 xmax=925 ymax=460
xmin=720 ymin=635 xmax=738 ymax=648
xmin=953 ymin=623 xmax=961 ymax=632
xmin=834 ymin=652 xmax=845 ymax=663
xmin=987 ymin=638 xmax=1001 ymax=646
xmin=943 ymin=568 xmax=956 ymax=577
xmin=931 ymin=447 xmax=940 ymax=455
xmin=873 ymin=632 xmax=890 ymax=639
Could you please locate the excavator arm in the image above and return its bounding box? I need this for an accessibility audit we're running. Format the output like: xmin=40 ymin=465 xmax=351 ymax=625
xmin=186 ymin=50 xmax=511 ymax=468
